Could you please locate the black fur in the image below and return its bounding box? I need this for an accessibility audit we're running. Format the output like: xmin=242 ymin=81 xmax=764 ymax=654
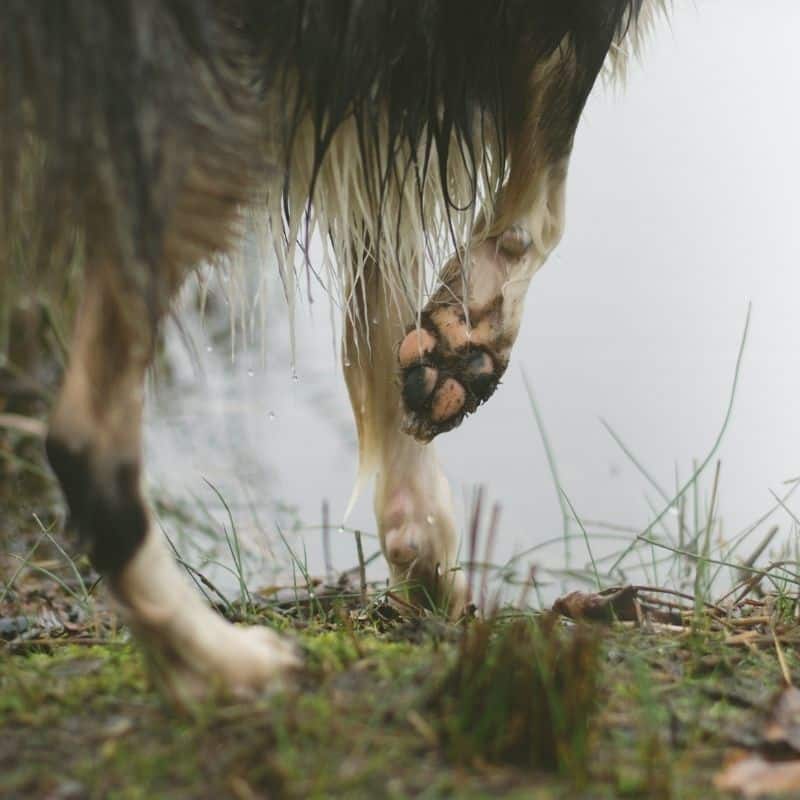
xmin=45 ymin=437 xmax=148 ymax=575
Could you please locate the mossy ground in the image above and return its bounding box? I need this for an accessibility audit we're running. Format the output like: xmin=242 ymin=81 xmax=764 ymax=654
xmin=1 ymin=570 xmax=794 ymax=799
xmin=0 ymin=408 xmax=794 ymax=799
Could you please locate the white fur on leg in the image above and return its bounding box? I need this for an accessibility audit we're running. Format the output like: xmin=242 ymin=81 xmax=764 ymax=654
xmin=375 ymin=433 xmax=467 ymax=616
xmin=112 ymin=528 xmax=300 ymax=702
xmin=342 ymin=260 xmax=467 ymax=616
xmin=493 ymin=157 xmax=569 ymax=340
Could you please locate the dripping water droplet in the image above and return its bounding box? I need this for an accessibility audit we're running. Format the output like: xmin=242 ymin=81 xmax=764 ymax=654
xmin=268 ymin=411 xmax=276 ymax=421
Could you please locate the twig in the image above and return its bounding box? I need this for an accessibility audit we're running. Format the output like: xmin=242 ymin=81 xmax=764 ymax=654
xmin=720 ymin=560 xmax=800 ymax=607
xmin=773 ymin=627 xmax=793 ymax=687
xmin=384 ymin=590 xmax=420 ymax=614
xmin=741 ymin=525 xmax=780 ymax=572
xmin=339 ymin=549 xmax=381 ymax=580
xmin=632 ymin=585 xmax=725 ymax=616
xmin=466 ymin=487 xmax=483 ymax=605
xmin=354 ymin=530 xmax=367 ymax=605
xmin=480 ymin=501 xmax=500 ymax=614
xmin=7 ymin=638 xmax=126 ymax=652
xmin=322 ymin=500 xmax=333 ymax=586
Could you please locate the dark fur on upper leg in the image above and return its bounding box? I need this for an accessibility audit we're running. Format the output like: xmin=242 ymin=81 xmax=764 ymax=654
xmin=44 ymin=439 xmax=147 ymax=574
xmin=1 ymin=1 xmax=651 ymax=295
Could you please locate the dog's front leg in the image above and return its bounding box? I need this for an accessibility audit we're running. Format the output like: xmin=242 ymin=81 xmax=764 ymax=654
xmin=46 ymin=268 xmax=300 ymax=704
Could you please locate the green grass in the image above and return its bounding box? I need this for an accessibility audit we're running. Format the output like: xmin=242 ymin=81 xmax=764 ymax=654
xmin=430 ymin=614 xmax=601 ymax=778
xmin=1 ymin=604 xmax=797 ymax=799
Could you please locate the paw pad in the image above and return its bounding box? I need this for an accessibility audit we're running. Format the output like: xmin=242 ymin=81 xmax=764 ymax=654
xmin=398 ymin=315 xmax=505 ymax=441
xmin=397 ymin=229 xmax=530 ymax=441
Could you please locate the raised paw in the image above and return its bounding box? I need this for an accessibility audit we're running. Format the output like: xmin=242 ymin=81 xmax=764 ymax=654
xmin=398 ymin=226 xmax=535 ymax=441
xmin=399 ymin=329 xmax=503 ymax=441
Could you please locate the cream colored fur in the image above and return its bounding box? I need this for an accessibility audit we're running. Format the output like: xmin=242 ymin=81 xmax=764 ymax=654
xmin=115 ymin=527 xmax=300 ymax=703
xmin=605 ymin=0 xmax=669 ymax=83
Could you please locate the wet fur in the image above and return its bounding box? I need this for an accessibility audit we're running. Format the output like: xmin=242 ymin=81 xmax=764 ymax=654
xmin=0 ymin=0 xmax=660 ymax=695
xmin=2 ymin=1 xmax=652 ymax=314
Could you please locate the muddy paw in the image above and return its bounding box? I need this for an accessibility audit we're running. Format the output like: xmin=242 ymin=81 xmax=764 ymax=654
xmin=398 ymin=228 xmax=533 ymax=441
xmin=398 ymin=325 xmax=505 ymax=441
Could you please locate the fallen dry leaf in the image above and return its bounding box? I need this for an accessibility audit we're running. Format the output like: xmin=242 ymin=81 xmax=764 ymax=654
xmin=715 ymin=752 xmax=800 ymax=797
xmin=715 ymin=688 xmax=800 ymax=796
xmin=552 ymin=586 xmax=638 ymax=623
xmin=764 ymin=687 xmax=800 ymax=754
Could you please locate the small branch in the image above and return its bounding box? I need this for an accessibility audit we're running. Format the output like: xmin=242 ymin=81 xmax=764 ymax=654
xmin=354 ymin=530 xmax=367 ymax=605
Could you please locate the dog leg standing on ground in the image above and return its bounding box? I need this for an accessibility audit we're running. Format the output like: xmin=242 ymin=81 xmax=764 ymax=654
xmin=0 ymin=1 xmax=659 ymax=699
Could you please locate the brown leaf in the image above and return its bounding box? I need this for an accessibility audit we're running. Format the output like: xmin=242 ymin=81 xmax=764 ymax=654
xmin=763 ymin=687 xmax=800 ymax=754
xmin=715 ymin=688 xmax=800 ymax=796
xmin=715 ymin=752 xmax=800 ymax=797
xmin=552 ymin=586 xmax=638 ymax=623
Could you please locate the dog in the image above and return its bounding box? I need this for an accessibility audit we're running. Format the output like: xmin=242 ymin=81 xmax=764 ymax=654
xmin=0 ymin=0 xmax=661 ymax=698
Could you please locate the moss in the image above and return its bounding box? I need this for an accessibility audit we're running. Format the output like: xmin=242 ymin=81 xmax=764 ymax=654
xmin=1 ymin=615 xmax=791 ymax=798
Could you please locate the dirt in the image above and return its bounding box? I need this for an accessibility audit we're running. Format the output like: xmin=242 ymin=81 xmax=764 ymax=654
xmin=1 ymin=446 xmax=796 ymax=799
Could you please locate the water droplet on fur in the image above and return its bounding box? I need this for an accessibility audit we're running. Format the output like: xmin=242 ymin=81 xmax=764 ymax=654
xmin=436 ymin=563 xmax=443 ymax=577
xmin=247 ymin=369 xmax=255 ymax=377
xmin=206 ymin=345 xmax=214 ymax=353
xmin=337 ymin=526 xmax=344 ymax=534
xmin=426 ymin=514 xmax=435 ymax=525
xmin=371 ymin=317 xmax=379 ymax=325
xmin=343 ymin=359 xmax=351 ymax=367
xmin=268 ymin=411 xmax=276 ymax=421
xmin=292 ymin=372 xmax=300 ymax=383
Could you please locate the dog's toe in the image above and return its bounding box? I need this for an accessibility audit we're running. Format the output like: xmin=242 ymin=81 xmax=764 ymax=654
xmin=399 ymin=330 xmax=505 ymax=441
xmin=430 ymin=377 xmax=465 ymax=422
xmin=402 ymin=364 xmax=438 ymax=411
xmin=398 ymin=328 xmax=437 ymax=367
